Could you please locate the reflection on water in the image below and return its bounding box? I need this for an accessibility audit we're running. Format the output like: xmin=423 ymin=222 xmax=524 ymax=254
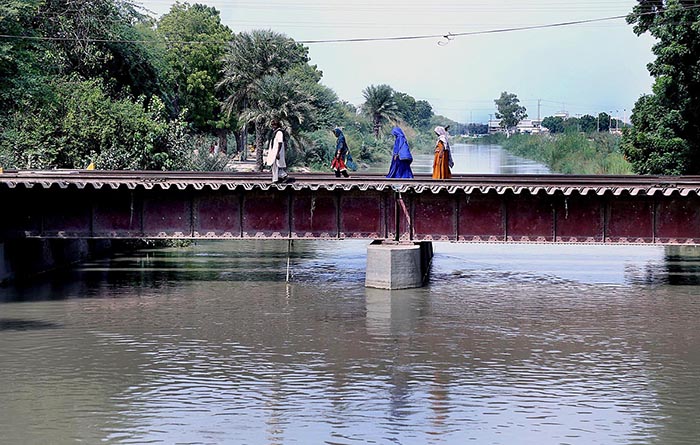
xmin=2 ymin=241 xmax=700 ymax=444
xmin=0 ymin=143 xmax=696 ymax=443
xmin=366 ymin=142 xmax=550 ymax=175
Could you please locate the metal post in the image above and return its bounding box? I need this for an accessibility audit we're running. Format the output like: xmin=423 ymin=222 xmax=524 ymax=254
xmin=394 ymin=191 xmax=400 ymax=242
xmin=286 ymin=238 xmax=292 ymax=282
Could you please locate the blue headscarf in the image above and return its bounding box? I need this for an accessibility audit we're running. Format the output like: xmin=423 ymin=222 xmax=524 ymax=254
xmin=333 ymin=128 xmax=348 ymax=155
xmin=391 ymin=127 xmax=412 ymax=162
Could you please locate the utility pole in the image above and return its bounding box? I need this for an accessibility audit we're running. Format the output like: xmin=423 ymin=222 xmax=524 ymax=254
xmin=537 ymin=99 xmax=541 ymax=121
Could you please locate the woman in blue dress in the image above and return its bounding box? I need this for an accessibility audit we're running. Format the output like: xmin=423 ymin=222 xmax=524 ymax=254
xmin=386 ymin=126 xmax=414 ymax=179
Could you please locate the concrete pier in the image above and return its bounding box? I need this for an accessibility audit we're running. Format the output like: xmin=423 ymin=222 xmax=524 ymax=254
xmin=365 ymin=240 xmax=433 ymax=289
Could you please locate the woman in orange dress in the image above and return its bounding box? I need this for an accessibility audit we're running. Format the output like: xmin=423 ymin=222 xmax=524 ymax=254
xmin=432 ymin=126 xmax=453 ymax=179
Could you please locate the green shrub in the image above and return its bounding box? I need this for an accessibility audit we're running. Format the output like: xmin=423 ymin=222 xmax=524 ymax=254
xmin=500 ymin=132 xmax=633 ymax=174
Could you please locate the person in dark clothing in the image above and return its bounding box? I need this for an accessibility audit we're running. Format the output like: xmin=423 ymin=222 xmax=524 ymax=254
xmin=331 ymin=127 xmax=350 ymax=178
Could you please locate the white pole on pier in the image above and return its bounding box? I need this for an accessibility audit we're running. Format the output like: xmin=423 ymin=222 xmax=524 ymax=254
xmin=286 ymin=239 xmax=292 ymax=282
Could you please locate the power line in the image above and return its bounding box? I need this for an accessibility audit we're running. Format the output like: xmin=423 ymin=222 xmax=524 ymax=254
xmin=300 ymin=5 xmax=700 ymax=44
xmin=3 ymin=4 xmax=700 ymax=46
xmin=0 ymin=15 xmax=632 ymax=45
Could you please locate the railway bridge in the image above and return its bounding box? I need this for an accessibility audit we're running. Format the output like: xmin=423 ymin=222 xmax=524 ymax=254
xmin=2 ymin=170 xmax=700 ymax=288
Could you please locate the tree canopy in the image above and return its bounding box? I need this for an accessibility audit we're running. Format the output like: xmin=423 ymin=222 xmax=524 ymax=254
xmin=0 ymin=0 xmax=450 ymax=172
xmin=622 ymin=0 xmax=700 ymax=174
xmin=494 ymin=92 xmax=527 ymax=134
xmin=156 ymin=3 xmax=232 ymax=130
xmin=362 ymin=84 xmax=400 ymax=138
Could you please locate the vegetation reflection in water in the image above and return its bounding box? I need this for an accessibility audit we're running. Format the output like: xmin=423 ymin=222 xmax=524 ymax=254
xmin=2 ymin=240 xmax=700 ymax=444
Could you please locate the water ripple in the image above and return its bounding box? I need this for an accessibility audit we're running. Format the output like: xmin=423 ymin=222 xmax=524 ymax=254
xmin=2 ymin=242 xmax=700 ymax=444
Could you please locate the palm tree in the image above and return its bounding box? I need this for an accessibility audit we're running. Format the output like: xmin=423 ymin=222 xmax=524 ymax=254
xmin=241 ymin=74 xmax=316 ymax=171
xmin=218 ymin=30 xmax=309 ymax=158
xmin=362 ymin=84 xmax=400 ymax=138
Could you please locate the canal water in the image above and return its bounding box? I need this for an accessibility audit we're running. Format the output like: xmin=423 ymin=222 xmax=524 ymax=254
xmin=367 ymin=141 xmax=550 ymax=175
xmin=2 ymin=144 xmax=700 ymax=445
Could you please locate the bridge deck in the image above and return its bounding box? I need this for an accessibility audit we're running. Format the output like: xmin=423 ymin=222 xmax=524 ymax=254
xmin=2 ymin=171 xmax=700 ymax=244
xmin=1 ymin=170 xmax=700 ymax=194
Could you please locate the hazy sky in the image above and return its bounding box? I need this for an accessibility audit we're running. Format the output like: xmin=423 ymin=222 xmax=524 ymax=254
xmin=139 ymin=0 xmax=656 ymax=123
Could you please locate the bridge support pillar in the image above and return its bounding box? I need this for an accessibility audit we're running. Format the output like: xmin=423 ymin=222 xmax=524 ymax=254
xmin=365 ymin=240 xmax=433 ymax=289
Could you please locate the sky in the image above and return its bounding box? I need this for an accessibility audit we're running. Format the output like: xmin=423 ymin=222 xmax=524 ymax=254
xmin=138 ymin=0 xmax=656 ymax=124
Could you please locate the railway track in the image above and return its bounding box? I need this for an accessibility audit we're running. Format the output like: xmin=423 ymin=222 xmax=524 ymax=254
xmin=2 ymin=170 xmax=700 ymax=195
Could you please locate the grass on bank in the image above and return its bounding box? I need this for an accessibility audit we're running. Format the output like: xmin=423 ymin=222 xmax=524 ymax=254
xmin=480 ymin=132 xmax=634 ymax=175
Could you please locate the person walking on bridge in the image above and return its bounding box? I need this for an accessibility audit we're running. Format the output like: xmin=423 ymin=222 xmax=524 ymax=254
xmin=432 ymin=126 xmax=453 ymax=179
xmin=386 ymin=126 xmax=414 ymax=179
xmin=266 ymin=119 xmax=290 ymax=183
xmin=331 ymin=127 xmax=350 ymax=178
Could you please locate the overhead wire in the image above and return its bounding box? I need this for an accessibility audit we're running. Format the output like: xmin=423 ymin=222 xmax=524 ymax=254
xmin=2 ymin=4 xmax=700 ymax=45
xmin=137 ymin=0 xmax=645 ymax=12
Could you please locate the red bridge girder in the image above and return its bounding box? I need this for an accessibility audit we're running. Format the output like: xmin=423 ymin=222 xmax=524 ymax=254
xmin=2 ymin=171 xmax=700 ymax=245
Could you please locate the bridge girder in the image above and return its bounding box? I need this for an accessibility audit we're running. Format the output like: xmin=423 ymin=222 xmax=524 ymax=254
xmin=1 ymin=171 xmax=700 ymax=245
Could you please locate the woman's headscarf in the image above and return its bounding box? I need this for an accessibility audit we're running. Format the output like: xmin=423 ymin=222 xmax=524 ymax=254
xmin=434 ymin=126 xmax=454 ymax=168
xmin=391 ymin=127 xmax=412 ymax=161
xmin=434 ymin=126 xmax=449 ymax=148
xmin=333 ymin=127 xmax=348 ymax=152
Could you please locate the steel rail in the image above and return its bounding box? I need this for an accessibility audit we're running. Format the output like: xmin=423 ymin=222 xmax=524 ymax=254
xmin=2 ymin=170 xmax=700 ymax=190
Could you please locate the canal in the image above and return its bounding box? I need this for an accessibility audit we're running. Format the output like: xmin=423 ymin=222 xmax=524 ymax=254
xmin=1 ymin=144 xmax=699 ymax=444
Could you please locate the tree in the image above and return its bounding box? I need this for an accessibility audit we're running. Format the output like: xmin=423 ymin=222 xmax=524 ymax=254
xmin=542 ymin=116 xmax=565 ymax=133
xmin=36 ymin=0 xmax=166 ymax=100
xmin=1 ymin=0 xmax=167 ymax=111
xmin=241 ymin=74 xmax=316 ymax=171
xmin=0 ymin=0 xmax=194 ymax=171
xmin=414 ymin=100 xmax=434 ymax=129
xmin=362 ymin=84 xmax=400 ymax=138
xmin=393 ymin=91 xmax=417 ymax=125
xmin=623 ymin=0 xmax=700 ymax=174
xmin=0 ymin=0 xmax=45 ymax=112
xmin=285 ymin=64 xmax=342 ymax=131
xmin=467 ymin=123 xmax=488 ymax=135
xmin=563 ymin=117 xmax=581 ymax=133
xmin=598 ymin=112 xmax=611 ymax=132
xmin=622 ymin=90 xmax=690 ymax=174
xmin=0 ymin=0 xmax=41 ymax=83
xmin=0 ymin=76 xmax=176 ymax=170
xmin=579 ymin=114 xmax=597 ymax=133
xmin=156 ymin=2 xmax=233 ymax=142
xmin=219 ymin=30 xmax=310 ymax=156
xmin=494 ymin=91 xmax=527 ymax=135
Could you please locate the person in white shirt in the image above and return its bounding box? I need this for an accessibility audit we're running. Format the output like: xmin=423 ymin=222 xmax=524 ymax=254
xmin=265 ymin=119 xmax=289 ymax=183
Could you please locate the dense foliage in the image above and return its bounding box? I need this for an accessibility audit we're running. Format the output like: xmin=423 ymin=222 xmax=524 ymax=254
xmin=2 ymin=0 xmax=647 ymax=174
xmin=156 ymin=3 xmax=232 ymax=142
xmin=541 ymin=113 xmax=624 ymax=134
xmin=0 ymin=0 xmax=443 ymax=172
xmin=622 ymin=0 xmax=700 ymax=174
xmin=499 ymin=132 xmax=633 ymax=175
xmin=1 ymin=0 xmax=191 ymax=169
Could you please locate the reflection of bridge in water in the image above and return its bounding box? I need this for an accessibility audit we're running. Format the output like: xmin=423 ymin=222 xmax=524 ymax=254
xmin=2 ymin=171 xmax=700 ymax=244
